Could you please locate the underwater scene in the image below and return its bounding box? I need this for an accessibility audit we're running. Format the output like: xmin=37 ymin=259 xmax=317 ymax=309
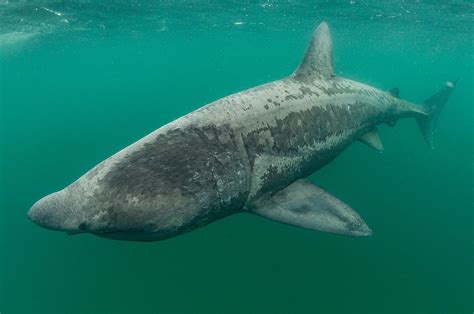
xmin=1 ymin=1 xmax=473 ymax=313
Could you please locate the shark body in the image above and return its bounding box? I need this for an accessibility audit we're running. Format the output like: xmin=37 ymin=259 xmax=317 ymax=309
xmin=28 ymin=22 xmax=454 ymax=241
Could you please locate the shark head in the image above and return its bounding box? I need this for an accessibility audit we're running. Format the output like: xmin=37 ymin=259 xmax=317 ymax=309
xmin=28 ymin=188 xmax=89 ymax=234
xmin=27 ymin=182 xmax=167 ymax=241
xmin=28 ymin=182 xmax=108 ymax=236
xmin=27 ymin=159 xmax=159 ymax=240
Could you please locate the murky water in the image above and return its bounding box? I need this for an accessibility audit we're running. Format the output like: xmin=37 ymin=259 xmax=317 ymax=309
xmin=1 ymin=1 xmax=473 ymax=313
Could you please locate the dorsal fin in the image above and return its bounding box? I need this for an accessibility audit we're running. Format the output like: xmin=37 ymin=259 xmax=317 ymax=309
xmin=293 ymin=22 xmax=335 ymax=81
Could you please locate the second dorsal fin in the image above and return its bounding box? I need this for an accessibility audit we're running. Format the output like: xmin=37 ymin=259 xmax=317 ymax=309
xmin=293 ymin=21 xmax=335 ymax=81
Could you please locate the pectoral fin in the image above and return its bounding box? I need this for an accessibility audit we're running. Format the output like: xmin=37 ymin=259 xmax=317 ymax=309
xmin=252 ymin=179 xmax=372 ymax=237
xmin=359 ymin=129 xmax=383 ymax=152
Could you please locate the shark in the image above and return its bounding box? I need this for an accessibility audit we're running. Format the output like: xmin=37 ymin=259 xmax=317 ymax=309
xmin=28 ymin=22 xmax=455 ymax=241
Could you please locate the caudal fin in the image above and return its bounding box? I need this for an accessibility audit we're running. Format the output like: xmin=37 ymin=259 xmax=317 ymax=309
xmin=416 ymin=80 xmax=456 ymax=149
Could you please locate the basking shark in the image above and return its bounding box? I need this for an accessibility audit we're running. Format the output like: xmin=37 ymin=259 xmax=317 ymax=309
xmin=28 ymin=22 xmax=455 ymax=241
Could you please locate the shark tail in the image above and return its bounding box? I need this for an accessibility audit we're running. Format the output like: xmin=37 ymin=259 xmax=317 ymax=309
xmin=416 ymin=80 xmax=456 ymax=149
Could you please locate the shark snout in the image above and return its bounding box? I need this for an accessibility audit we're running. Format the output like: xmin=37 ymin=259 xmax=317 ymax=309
xmin=28 ymin=190 xmax=81 ymax=232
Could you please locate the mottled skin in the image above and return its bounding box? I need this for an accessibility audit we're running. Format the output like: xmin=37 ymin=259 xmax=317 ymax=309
xmin=28 ymin=22 xmax=438 ymax=241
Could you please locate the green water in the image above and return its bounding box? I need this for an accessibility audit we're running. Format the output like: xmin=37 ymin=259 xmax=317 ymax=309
xmin=1 ymin=1 xmax=473 ymax=313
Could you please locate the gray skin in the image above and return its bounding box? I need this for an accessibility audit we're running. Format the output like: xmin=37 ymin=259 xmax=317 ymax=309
xmin=28 ymin=22 xmax=446 ymax=241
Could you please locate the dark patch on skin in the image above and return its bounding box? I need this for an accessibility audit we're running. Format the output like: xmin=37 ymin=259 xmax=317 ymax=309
xmin=104 ymin=126 xmax=243 ymax=197
xmin=260 ymin=165 xmax=280 ymax=189
xmin=264 ymin=104 xmax=269 ymax=110
xmin=288 ymin=204 xmax=312 ymax=214
xmin=242 ymin=98 xmax=382 ymax=199
xmin=243 ymin=100 xmax=375 ymax=163
xmin=299 ymin=86 xmax=320 ymax=97
xmin=92 ymin=124 xmax=249 ymax=239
